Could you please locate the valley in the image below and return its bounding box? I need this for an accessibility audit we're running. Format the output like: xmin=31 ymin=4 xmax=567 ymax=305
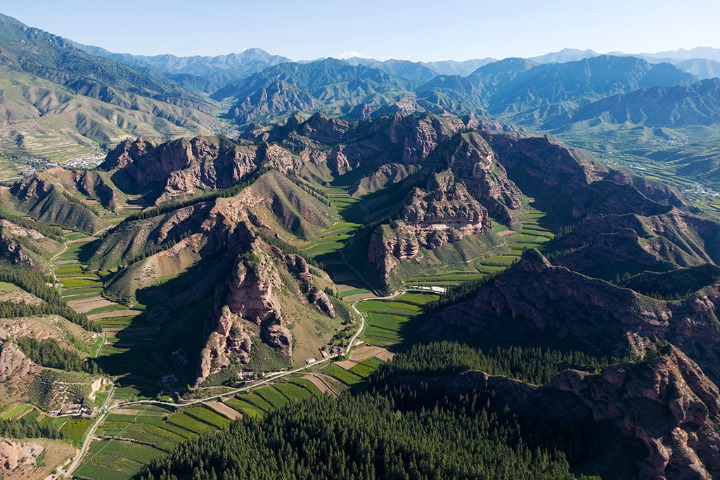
xmin=2 ymin=107 xmax=720 ymax=478
xmin=1 ymin=8 xmax=720 ymax=480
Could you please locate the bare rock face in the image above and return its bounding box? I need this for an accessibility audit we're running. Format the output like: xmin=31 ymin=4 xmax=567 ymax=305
xmin=102 ymin=136 xmax=261 ymax=204
xmin=401 ymin=170 xmax=491 ymax=245
xmin=400 ymin=115 xmax=447 ymax=164
xmin=549 ymin=347 xmax=720 ymax=479
xmin=197 ymin=306 xmax=253 ymax=385
xmin=572 ymin=180 xmax=673 ymax=219
xmin=442 ymin=132 xmax=522 ymax=220
xmin=368 ymin=170 xmax=495 ymax=286
xmin=485 ymin=133 xmax=598 ymax=201
xmin=225 ymin=245 xmax=283 ymax=326
xmin=299 ymin=113 xmax=351 ymax=144
xmin=450 ymin=347 xmax=720 ymax=479
xmin=0 ymin=343 xmax=35 ymax=382
xmin=431 ymin=249 xmax=720 ymax=384
xmin=195 ymin=239 xmax=291 ymax=386
xmin=0 ymin=230 xmax=38 ymax=269
xmin=0 ymin=437 xmax=44 ymax=471
xmin=368 ymin=224 xmax=420 ymax=285
xmin=72 ymin=169 xmax=119 ymax=211
xmin=285 ymin=253 xmax=336 ymax=318
xmin=605 ymin=169 xmax=687 ymax=208
xmin=101 ymin=136 xmax=156 ymax=170
xmin=308 ymin=288 xmax=336 ymax=318
xmin=10 ymin=174 xmax=52 ymax=202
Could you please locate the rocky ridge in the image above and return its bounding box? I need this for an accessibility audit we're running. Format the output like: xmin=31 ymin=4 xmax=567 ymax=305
xmin=195 ymin=231 xmax=336 ymax=386
xmin=451 ymin=346 xmax=720 ymax=479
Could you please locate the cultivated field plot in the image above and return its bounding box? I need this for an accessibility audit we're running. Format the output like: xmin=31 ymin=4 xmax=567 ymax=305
xmin=0 ymin=403 xmax=34 ymax=420
xmin=74 ymin=440 xmax=164 ymax=480
xmin=355 ymin=294 xmax=440 ymax=347
xmin=77 ymin=404 xmax=230 ymax=479
xmin=79 ymin=374 xmax=339 ymax=479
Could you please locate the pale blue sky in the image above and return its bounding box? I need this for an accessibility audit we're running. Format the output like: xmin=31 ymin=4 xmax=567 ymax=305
xmin=2 ymin=0 xmax=718 ymax=61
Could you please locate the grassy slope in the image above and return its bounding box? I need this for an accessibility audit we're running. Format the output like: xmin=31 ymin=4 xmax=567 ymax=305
xmin=0 ymin=67 xmax=222 ymax=163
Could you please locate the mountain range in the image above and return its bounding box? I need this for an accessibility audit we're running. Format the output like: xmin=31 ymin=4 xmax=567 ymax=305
xmin=1 ymin=11 xmax=720 ymax=169
xmin=2 ymin=11 xmax=720 ymax=479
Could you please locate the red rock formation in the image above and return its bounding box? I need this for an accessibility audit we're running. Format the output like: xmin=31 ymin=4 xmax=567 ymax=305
xmin=101 ymin=136 xmax=156 ymax=170
xmin=0 ymin=438 xmax=44 ymax=471
xmin=0 ymin=343 xmax=35 ymax=382
xmin=548 ymin=347 xmax=720 ymax=478
xmin=451 ymin=347 xmax=720 ymax=478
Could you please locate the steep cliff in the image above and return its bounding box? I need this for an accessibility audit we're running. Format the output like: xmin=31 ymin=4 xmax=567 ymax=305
xmin=451 ymin=346 xmax=720 ymax=479
xmin=195 ymin=235 xmax=339 ymax=386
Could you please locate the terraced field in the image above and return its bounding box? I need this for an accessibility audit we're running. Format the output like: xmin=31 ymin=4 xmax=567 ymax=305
xmin=0 ymin=403 xmax=34 ymax=420
xmin=75 ymin=367 xmax=388 ymax=479
xmin=303 ymin=191 xmax=362 ymax=263
xmin=355 ymin=295 xmax=433 ymax=347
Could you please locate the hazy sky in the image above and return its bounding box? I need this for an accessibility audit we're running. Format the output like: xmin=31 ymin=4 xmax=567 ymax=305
xmin=2 ymin=0 xmax=719 ymax=61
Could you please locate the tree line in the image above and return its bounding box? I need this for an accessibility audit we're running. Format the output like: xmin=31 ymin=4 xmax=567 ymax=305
xmin=0 ymin=266 xmax=99 ymax=331
xmin=0 ymin=208 xmax=64 ymax=241
xmin=14 ymin=337 xmax=100 ymax=374
xmin=122 ymin=168 xmax=269 ymax=223
xmin=0 ymin=415 xmax=63 ymax=439
xmin=137 ymin=341 xmax=614 ymax=480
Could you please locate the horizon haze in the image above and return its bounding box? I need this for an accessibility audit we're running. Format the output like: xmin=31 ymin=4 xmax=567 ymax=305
xmin=2 ymin=0 xmax=719 ymax=61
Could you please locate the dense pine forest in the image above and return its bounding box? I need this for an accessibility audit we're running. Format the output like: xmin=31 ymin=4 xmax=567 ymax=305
xmin=14 ymin=337 xmax=100 ymax=373
xmin=0 ymin=415 xmax=63 ymax=439
xmin=0 ymin=266 xmax=98 ymax=331
xmin=137 ymin=343 xmax=618 ymax=480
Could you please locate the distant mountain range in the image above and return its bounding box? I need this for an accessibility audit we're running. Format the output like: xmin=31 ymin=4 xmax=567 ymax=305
xmin=209 ymin=54 xmax=697 ymax=128
xmin=546 ymin=78 xmax=720 ymax=130
xmin=0 ymin=10 xmax=719 ymax=164
xmin=0 ymin=13 xmax=222 ymax=163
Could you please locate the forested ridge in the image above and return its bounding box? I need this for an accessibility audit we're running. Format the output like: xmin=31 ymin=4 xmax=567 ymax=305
xmin=0 ymin=266 xmax=98 ymax=331
xmin=137 ymin=342 xmax=612 ymax=480
xmin=14 ymin=337 xmax=100 ymax=374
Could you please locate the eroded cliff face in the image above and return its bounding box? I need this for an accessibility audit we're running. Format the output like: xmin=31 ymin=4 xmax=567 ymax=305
xmin=195 ymin=237 xmax=335 ymax=386
xmin=10 ymin=174 xmax=52 ymax=203
xmin=365 ymin=131 xmax=525 ymax=287
xmin=451 ymin=347 xmax=720 ymax=479
xmin=102 ymin=136 xmax=263 ymax=204
xmin=0 ymin=228 xmax=38 ymax=269
xmin=368 ymin=170 xmax=494 ymax=284
xmin=196 ymin=239 xmax=286 ymax=386
xmin=60 ymin=169 xmax=119 ymax=211
xmin=441 ymin=132 xmax=522 ymax=220
xmin=550 ymin=347 xmax=720 ymax=479
xmin=0 ymin=343 xmax=36 ymax=382
xmin=102 ymin=136 xmax=156 ymax=170
xmin=0 ymin=437 xmax=44 ymax=472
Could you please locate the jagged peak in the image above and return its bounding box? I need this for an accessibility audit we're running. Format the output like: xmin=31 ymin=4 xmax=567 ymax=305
xmin=515 ymin=248 xmax=553 ymax=272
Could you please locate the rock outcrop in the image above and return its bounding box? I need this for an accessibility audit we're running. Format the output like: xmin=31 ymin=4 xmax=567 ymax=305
xmin=196 ymin=235 xmax=335 ymax=386
xmin=0 ymin=343 xmax=35 ymax=382
xmin=0 ymin=229 xmax=38 ymax=269
xmin=102 ymin=136 xmax=262 ymax=204
xmin=0 ymin=438 xmax=44 ymax=471
xmin=440 ymin=132 xmax=522 ymax=220
xmin=101 ymin=136 xmax=156 ymax=170
xmin=451 ymin=347 xmax=720 ymax=479
xmin=196 ymin=239 xmax=288 ymax=385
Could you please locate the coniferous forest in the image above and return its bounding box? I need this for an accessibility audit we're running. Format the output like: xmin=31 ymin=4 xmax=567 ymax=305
xmin=138 ymin=343 xmax=613 ymax=480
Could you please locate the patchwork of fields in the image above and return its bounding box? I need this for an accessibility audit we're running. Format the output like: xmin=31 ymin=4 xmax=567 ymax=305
xmin=75 ymin=356 xmax=386 ymax=479
xmin=29 ymin=177 xmax=561 ymax=479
